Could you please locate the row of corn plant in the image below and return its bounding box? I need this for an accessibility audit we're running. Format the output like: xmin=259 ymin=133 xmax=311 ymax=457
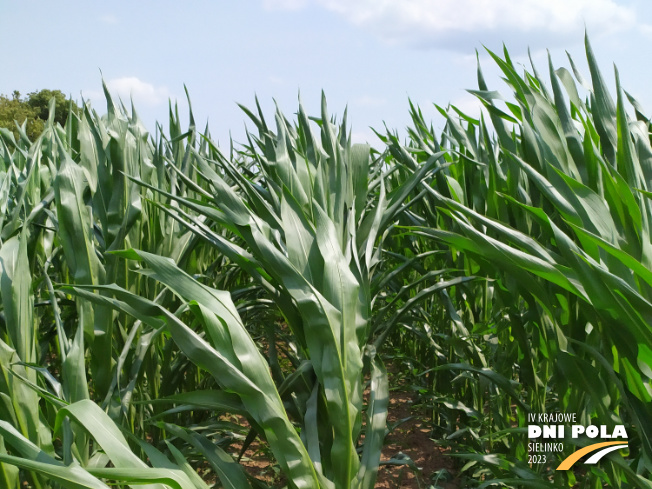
xmin=0 ymin=88 xmax=236 ymax=488
xmin=379 ymin=36 xmax=651 ymax=488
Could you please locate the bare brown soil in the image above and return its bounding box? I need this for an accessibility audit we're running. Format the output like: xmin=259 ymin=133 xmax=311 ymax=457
xmin=230 ymin=372 xmax=460 ymax=488
xmin=375 ymin=386 xmax=458 ymax=489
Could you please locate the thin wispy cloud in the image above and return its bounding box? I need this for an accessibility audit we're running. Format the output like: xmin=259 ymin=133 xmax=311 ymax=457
xmin=262 ymin=0 xmax=307 ymax=10
xmin=268 ymin=75 xmax=285 ymax=85
xmin=99 ymin=14 xmax=118 ymax=24
xmin=353 ymin=95 xmax=387 ymax=108
xmin=264 ymin=0 xmax=640 ymax=51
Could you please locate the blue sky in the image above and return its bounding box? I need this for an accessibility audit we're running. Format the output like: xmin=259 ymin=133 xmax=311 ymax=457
xmin=2 ymin=1 xmax=652 ymax=146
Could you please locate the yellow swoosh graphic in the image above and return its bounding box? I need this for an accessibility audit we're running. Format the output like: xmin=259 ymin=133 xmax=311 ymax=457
xmin=557 ymin=441 xmax=627 ymax=470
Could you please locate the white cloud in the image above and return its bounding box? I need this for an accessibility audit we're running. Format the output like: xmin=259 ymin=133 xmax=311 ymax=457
xmin=82 ymin=77 xmax=171 ymax=114
xmin=105 ymin=77 xmax=170 ymax=107
xmin=264 ymin=0 xmax=640 ymax=51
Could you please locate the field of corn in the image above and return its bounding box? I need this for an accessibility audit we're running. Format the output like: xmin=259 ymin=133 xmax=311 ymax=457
xmin=0 ymin=38 xmax=650 ymax=489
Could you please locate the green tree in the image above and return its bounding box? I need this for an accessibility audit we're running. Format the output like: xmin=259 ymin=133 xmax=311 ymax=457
xmin=26 ymin=89 xmax=77 ymax=127
xmin=0 ymin=89 xmax=79 ymax=141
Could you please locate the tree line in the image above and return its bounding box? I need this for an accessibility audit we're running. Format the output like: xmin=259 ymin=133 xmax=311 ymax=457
xmin=0 ymin=89 xmax=79 ymax=140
